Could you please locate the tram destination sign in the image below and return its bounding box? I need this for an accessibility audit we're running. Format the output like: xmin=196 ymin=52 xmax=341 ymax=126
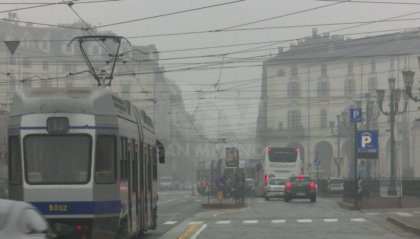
xmin=47 ymin=117 xmax=69 ymax=133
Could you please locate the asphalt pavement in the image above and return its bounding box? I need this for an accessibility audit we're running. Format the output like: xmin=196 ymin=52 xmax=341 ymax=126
xmin=137 ymin=190 xmax=202 ymax=239
xmin=159 ymin=196 xmax=419 ymax=239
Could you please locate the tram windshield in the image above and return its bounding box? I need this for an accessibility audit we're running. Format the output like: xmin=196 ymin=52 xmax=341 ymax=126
xmin=24 ymin=135 xmax=91 ymax=184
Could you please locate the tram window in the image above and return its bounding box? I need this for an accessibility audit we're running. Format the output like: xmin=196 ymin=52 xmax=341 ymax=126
xmin=24 ymin=135 xmax=91 ymax=184
xmin=95 ymin=135 xmax=116 ymax=184
xmin=9 ymin=136 xmax=22 ymax=185
xmin=120 ymin=138 xmax=127 ymax=180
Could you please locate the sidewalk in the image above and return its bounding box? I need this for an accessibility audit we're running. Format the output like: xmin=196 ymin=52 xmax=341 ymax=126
xmin=387 ymin=214 xmax=420 ymax=236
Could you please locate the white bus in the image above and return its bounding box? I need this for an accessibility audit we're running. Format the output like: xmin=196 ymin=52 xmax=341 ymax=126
xmin=255 ymin=147 xmax=302 ymax=197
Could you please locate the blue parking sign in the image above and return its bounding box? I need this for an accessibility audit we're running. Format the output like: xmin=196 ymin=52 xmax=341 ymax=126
xmin=356 ymin=130 xmax=378 ymax=159
xmin=349 ymin=108 xmax=362 ymax=122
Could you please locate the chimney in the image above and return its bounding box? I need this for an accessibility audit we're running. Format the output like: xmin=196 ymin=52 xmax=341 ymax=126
xmin=312 ymin=28 xmax=318 ymax=37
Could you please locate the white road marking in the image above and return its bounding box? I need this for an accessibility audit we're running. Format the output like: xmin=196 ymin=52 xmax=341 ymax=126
xmin=394 ymin=212 xmax=413 ymax=217
xmin=243 ymin=220 xmax=258 ymax=224
xmin=163 ymin=221 xmax=177 ymax=225
xmin=324 ymin=218 xmax=338 ymax=222
xmin=216 ymin=220 xmax=231 ymax=224
xmin=213 ymin=212 xmax=225 ymax=217
xmin=271 ymin=219 xmax=286 ymax=224
xmin=191 ymin=224 xmax=208 ymax=239
xmin=297 ymin=219 xmax=312 ymax=223
xmin=195 ymin=199 xmax=202 ymax=202
xmin=189 ymin=221 xmax=204 ymax=225
xmin=157 ymin=199 xmax=176 ymax=205
xmin=350 ymin=218 xmax=366 ymax=222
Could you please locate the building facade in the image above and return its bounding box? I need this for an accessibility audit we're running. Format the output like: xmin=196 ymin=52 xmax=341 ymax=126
xmin=257 ymin=28 xmax=420 ymax=179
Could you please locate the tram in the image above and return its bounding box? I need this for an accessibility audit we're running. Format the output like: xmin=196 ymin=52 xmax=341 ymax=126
xmin=8 ymin=87 xmax=165 ymax=239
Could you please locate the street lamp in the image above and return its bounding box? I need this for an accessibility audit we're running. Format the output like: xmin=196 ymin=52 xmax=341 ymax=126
xmin=402 ymin=70 xmax=420 ymax=102
xmin=376 ymin=78 xmax=409 ymax=195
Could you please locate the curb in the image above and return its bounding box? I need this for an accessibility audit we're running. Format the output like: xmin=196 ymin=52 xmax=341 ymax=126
xmin=201 ymin=203 xmax=247 ymax=209
xmin=337 ymin=201 xmax=360 ymax=210
xmin=387 ymin=216 xmax=420 ymax=236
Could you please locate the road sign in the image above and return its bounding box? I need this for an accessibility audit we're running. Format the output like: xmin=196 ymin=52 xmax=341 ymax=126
xmin=314 ymin=158 xmax=321 ymax=166
xmin=349 ymin=108 xmax=363 ymax=122
xmin=356 ymin=130 xmax=379 ymax=159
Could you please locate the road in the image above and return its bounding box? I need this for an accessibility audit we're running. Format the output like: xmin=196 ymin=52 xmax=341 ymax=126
xmin=158 ymin=196 xmax=418 ymax=239
xmin=138 ymin=190 xmax=202 ymax=239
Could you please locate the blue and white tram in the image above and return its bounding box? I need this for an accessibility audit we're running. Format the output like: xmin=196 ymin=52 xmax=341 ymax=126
xmin=8 ymin=87 xmax=165 ymax=239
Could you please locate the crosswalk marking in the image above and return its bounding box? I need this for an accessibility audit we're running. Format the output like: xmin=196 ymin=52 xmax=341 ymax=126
xmin=216 ymin=220 xmax=231 ymax=224
xmin=324 ymin=218 xmax=338 ymax=222
xmin=189 ymin=221 xmax=204 ymax=225
xmin=297 ymin=219 xmax=312 ymax=223
xmin=163 ymin=221 xmax=177 ymax=225
xmin=350 ymin=218 xmax=366 ymax=222
xmin=243 ymin=220 xmax=258 ymax=224
xmin=271 ymin=219 xmax=286 ymax=224
xmin=394 ymin=212 xmax=413 ymax=217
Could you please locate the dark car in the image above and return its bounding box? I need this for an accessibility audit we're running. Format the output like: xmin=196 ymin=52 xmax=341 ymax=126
xmin=284 ymin=175 xmax=317 ymax=203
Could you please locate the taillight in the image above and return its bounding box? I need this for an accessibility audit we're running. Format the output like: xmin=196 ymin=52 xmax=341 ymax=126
xmin=75 ymin=224 xmax=89 ymax=232
xmin=310 ymin=182 xmax=316 ymax=190
xmin=285 ymin=182 xmax=291 ymax=190
xmin=264 ymin=175 xmax=268 ymax=185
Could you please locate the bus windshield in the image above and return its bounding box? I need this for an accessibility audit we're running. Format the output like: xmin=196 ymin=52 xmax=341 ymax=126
xmin=268 ymin=148 xmax=298 ymax=162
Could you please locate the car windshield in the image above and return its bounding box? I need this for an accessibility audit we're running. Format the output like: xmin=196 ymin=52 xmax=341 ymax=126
xmin=289 ymin=177 xmax=312 ymax=182
xmin=269 ymin=179 xmax=287 ymax=185
xmin=5 ymin=2 xmax=420 ymax=238
xmin=330 ymin=179 xmax=344 ymax=184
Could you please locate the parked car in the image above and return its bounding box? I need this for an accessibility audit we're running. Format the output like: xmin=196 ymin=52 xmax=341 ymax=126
xmin=327 ymin=177 xmax=344 ymax=193
xmin=284 ymin=175 xmax=317 ymax=203
xmin=0 ymin=199 xmax=64 ymax=239
xmin=265 ymin=178 xmax=287 ymax=200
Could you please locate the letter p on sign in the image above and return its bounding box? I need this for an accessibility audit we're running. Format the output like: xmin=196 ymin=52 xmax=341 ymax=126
xmin=361 ymin=135 xmax=371 ymax=148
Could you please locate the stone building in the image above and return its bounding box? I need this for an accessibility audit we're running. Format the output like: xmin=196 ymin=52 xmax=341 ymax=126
xmin=257 ymin=28 xmax=420 ymax=179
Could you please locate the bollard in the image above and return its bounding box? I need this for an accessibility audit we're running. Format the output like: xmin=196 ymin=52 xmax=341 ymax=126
xmin=216 ymin=191 xmax=224 ymax=204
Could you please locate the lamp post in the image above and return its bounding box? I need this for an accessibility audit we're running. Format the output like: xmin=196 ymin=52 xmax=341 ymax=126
xmin=402 ymin=70 xmax=420 ymax=102
xmin=376 ymin=78 xmax=408 ymax=195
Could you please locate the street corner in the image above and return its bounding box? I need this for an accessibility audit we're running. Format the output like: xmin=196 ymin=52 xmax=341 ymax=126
xmin=387 ymin=214 xmax=420 ymax=236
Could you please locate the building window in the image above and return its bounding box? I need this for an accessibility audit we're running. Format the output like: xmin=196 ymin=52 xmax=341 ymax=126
xmin=321 ymin=63 xmax=327 ymax=75
xmin=42 ymin=41 xmax=49 ymax=51
xmin=277 ymin=69 xmax=285 ymax=77
xmin=390 ymin=58 xmax=394 ymax=70
xmin=320 ymin=109 xmax=327 ymax=129
xmin=287 ymin=110 xmax=302 ymax=129
xmin=344 ymin=78 xmax=356 ymax=96
xmin=22 ymin=58 xmax=31 ymax=68
xmin=317 ymin=81 xmax=330 ymax=97
xmin=42 ymin=61 xmax=49 ymax=71
xmin=348 ymin=61 xmax=354 ymax=75
xmin=370 ymin=60 xmax=376 ymax=73
xmin=92 ymin=46 xmax=99 ymax=55
xmin=287 ymin=81 xmax=300 ymax=98
xmin=62 ymin=64 xmax=74 ymax=73
xmin=368 ymin=77 xmax=377 ymax=92
xmin=291 ymin=65 xmax=298 ymax=77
